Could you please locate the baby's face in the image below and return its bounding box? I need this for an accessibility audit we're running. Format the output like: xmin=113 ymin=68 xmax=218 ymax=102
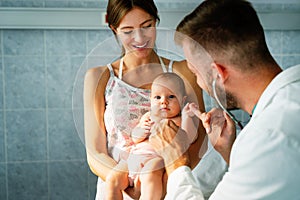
xmin=150 ymin=82 xmax=183 ymax=119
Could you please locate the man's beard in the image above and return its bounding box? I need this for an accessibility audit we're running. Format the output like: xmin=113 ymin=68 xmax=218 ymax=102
xmin=212 ymin=79 xmax=239 ymax=111
xmin=225 ymin=91 xmax=239 ymax=111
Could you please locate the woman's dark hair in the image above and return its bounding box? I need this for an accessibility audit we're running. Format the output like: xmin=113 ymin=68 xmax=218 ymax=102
xmin=107 ymin=0 xmax=160 ymax=31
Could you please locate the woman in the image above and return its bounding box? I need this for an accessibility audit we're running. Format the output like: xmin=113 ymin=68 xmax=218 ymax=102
xmin=84 ymin=0 xmax=207 ymax=199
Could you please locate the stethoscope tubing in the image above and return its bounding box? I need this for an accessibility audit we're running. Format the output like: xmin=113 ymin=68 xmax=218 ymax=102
xmin=212 ymin=79 xmax=244 ymax=130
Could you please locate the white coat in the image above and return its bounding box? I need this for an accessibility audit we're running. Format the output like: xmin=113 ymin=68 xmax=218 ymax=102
xmin=165 ymin=64 xmax=300 ymax=200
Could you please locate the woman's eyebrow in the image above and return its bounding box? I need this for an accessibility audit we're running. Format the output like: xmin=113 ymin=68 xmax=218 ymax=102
xmin=120 ymin=19 xmax=154 ymax=30
xmin=140 ymin=19 xmax=154 ymax=25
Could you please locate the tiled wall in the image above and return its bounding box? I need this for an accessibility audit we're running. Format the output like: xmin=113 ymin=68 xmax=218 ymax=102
xmin=0 ymin=1 xmax=300 ymax=200
xmin=1 ymin=29 xmax=96 ymax=200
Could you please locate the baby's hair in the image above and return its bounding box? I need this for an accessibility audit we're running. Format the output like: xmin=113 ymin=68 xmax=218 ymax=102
xmin=152 ymin=72 xmax=187 ymax=97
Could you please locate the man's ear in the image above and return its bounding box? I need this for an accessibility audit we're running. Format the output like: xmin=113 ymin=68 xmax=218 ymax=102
xmin=211 ymin=62 xmax=228 ymax=83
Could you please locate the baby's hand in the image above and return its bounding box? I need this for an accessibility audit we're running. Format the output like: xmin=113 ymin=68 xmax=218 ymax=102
xmin=138 ymin=112 xmax=154 ymax=134
xmin=182 ymin=102 xmax=202 ymax=118
xmin=132 ymin=112 xmax=154 ymax=143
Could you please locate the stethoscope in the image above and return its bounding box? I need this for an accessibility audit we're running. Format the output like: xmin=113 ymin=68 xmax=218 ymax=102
xmin=212 ymin=78 xmax=244 ymax=130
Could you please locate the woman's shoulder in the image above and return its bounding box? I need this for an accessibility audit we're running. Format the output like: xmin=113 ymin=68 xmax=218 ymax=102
xmin=85 ymin=66 xmax=108 ymax=78
xmin=172 ymin=60 xmax=195 ymax=77
xmin=173 ymin=59 xmax=187 ymax=68
xmin=84 ymin=65 xmax=111 ymax=87
xmin=85 ymin=59 xmax=120 ymax=78
xmin=160 ymin=57 xmax=186 ymax=66
xmin=159 ymin=57 xmax=193 ymax=79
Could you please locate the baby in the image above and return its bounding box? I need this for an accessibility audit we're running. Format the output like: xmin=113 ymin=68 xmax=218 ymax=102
xmin=128 ymin=72 xmax=199 ymax=199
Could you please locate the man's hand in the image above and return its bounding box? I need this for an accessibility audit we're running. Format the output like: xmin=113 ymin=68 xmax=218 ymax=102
xmin=149 ymin=119 xmax=191 ymax=175
xmin=193 ymin=107 xmax=236 ymax=164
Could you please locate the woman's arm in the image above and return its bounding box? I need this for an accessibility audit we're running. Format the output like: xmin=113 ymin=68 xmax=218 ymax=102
xmin=84 ymin=66 xmax=142 ymax=199
xmin=84 ymin=66 xmax=117 ymax=181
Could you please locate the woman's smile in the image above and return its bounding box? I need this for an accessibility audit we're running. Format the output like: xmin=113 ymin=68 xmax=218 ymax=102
xmin=133 ymin=41 xmax=148 ymax=48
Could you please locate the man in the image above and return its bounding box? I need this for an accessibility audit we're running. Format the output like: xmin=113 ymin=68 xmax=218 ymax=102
xmin=149 ymin=0 xmax=300 ymax=199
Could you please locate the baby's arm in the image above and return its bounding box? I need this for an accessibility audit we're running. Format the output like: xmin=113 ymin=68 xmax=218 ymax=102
xmin=131 ymin=112 xmax=153 ymax=143
xmin=181 ymin=103 xmax=199 ymax=144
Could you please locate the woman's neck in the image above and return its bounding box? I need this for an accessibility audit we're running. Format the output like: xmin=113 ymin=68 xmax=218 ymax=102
xmin=123 ymin=51 xmax=159 ymax=70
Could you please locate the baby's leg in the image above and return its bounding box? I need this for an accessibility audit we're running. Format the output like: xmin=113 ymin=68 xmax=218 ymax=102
xmin=105 ymin=162 xmax=129 ymax=200
xmin=139 ymin=157 xmax=164 ymax=200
